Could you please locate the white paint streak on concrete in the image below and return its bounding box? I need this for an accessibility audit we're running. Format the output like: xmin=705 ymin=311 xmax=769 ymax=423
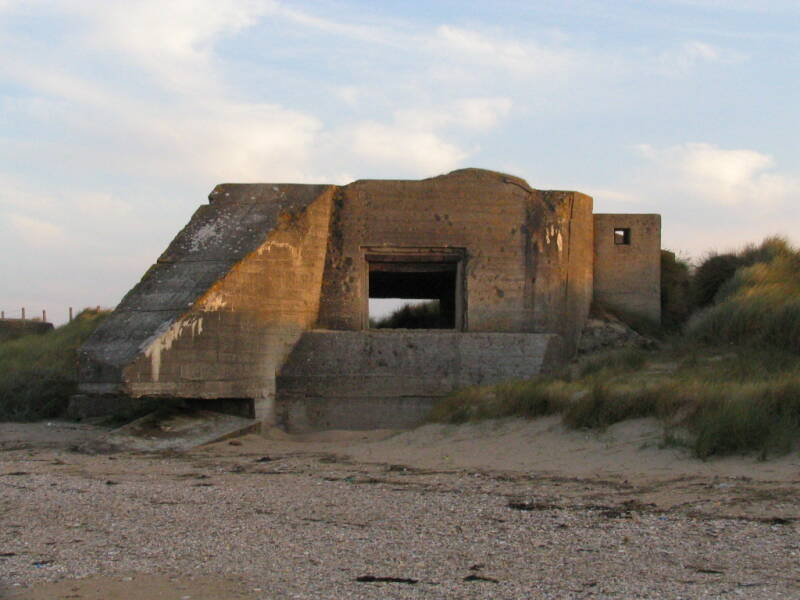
xmin=202 ymin=290 xmax=228 ymax=311
xmin=143 ymin=316 xmax=203 ymax=382
xmin=545 ymin=225 xmax=560 ymax=247
xmin=258 ymin=239 xmax=301 ymax=263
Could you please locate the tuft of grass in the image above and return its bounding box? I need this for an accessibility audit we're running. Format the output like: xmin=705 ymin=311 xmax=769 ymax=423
xmin=688 ymin=380 xmax=800 ymax=460
xmin=0 ymin=309 xmax=110 ymax=421
xmin=428 ymin=378 xmax=575 ymax=424
xmin=562 ymin=383 xmax=665 ymax=430
xmin=577 ymin=347 xmax=648 ymax=378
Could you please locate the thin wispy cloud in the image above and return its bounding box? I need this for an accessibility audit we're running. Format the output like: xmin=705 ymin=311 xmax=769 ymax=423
xmin=656 ymin=41 xmax=744 ymax=74
xmin=636 ymin=143 xmax=798 ymax=206
xmin=433 ymin=25 xmax=575 ymax=77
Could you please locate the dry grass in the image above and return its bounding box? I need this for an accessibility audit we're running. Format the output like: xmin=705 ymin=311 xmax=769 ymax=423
xmin=0 ymin=308 xmax=109 ymax=421
xmin=430 ymin=345 xmax=800 ymax=459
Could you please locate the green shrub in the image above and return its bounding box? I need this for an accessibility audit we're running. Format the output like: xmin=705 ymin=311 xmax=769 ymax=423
xmin=693 ymin=253 xmax=742 ymax=308
xmin=660 ymin=250 xmax=693 ymax=331
xmin=692 ymin=236 xmax=796 ymax=309
xmin=0 ymin=309 xmax=109 ymax=421
xmin=688 ymin=240 xmax=800 ymax=353
xmin=371 ymin=301 xmax=447 ymax=329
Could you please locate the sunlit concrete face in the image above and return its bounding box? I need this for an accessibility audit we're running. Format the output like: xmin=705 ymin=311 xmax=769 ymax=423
xmin=75 ymin=169 xmax=660 ymax=430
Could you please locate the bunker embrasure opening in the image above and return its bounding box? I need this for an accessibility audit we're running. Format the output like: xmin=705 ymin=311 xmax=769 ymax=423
xmin=365 ymin=249 xmax=464 ymax=330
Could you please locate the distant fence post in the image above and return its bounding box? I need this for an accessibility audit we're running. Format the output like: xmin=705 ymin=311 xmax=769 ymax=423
xmin=1 ymin=310 xmax=4 ymax=319
xmin=21 ymin=307 xmax=25 ymax=321
xmin=69 ymin=307 xmax=73 ymax=322
xmin=42 ymin=309 xmax=47 ymax=322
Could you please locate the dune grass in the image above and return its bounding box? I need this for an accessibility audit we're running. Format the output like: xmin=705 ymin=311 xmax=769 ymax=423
xmin=431 ymin=236 xmax=800 ymax=459
xmin=688 ymin=244 xmax=800 ymax=353
xmin=0 ymin=309 xmax=109 ymax=421
xmin=430 ymin=345 xmax=800 ymax=459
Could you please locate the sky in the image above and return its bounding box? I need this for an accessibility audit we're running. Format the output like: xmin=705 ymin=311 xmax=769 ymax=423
xmin=1 ymin=0 xmax=798 ymax=324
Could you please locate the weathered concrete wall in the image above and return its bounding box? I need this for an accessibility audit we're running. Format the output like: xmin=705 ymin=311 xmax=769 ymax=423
xmin=527 ymin=191 xmax=594 ymax=356
xmin=276 ymin=330 xmax=563 ymax=430
xmin=78 ymin=184 xmax=335 ymax=421
xmin=0 ymin=319 xmax=53 ymax=342
xmin=593 ymin=214 xmax=661 ymax=323
xmin=121 ymin=190 xmax=334 ymax=420
xmin=317 ymin=169 xmax=593 ymax=342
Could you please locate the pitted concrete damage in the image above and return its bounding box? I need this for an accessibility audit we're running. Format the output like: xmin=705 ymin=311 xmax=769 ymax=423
xmin=75 ymin=169 xmax=661 ymax=430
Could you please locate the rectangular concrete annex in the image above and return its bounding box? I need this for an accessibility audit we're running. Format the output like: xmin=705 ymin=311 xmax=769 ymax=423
xmin=76 ymin=169 xmax=661 ymax=430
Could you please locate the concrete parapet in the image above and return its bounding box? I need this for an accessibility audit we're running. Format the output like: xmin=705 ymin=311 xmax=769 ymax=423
xmin=276 ymin=330 xmax=563 ymax=430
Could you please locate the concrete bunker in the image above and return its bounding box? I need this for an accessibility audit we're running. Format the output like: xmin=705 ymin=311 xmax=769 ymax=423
xmin=75 ymin=169 xmax=661 ymax=430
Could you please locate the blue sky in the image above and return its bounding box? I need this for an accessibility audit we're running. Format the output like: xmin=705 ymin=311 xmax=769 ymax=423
xmin=1 ymin=0 xmax=798 ymax=323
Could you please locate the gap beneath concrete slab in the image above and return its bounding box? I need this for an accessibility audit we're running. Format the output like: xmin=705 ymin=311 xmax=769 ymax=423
xmin=101 ymin=408 xmax=260 ymax=452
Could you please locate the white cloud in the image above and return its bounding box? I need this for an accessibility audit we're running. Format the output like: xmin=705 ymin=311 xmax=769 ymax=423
xmin=333 ymin=86 xmax=361 ymax=107
xmin=636 ymin=142 xmax=798 ymax=205
xmin=0 ymin=11 xmax=322 ymax=183
xmin=66 ymin=0 xmax=273 ymax=93
xmin=395 ymin=97 xmax=512 ymax=132
xmin=661 ymin=0 xmax=800 ymax=12
xmin=657 ymin=41 xmax=742 ymax=74
xmin=154 ymin=100 xmax=322 ymax=182
xmin=9 ymin=214 xmax=66 ymax=247
xmin=268 ymin=4 xmax=396 ymax=45
xmin=347 ymin=97 xmax=511 ymax=175
xmin=352 ymin=122 xmax=468 ymax=174
xmin=433 ymin=25 xmax=574 ymax=77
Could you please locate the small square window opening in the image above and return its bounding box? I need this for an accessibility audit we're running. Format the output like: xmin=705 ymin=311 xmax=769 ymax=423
xmin=614 ymin=228 xmax=631 ymax=245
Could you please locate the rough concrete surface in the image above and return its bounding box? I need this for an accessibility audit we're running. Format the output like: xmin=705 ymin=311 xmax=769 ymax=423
xmin=2 ymin=421 xmax=800 ymax=599
xmin=593 ymin=213 xmax=662 ymax=323
xmin=277 ymin=330 xmax=562 ymax=430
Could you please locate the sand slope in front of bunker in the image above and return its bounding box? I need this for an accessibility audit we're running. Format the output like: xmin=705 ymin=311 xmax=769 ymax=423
xmin=201 ymin=416 xmax=800 ymax=484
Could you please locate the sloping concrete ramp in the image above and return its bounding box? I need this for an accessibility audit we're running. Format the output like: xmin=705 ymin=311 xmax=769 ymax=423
xmin=101 ymin=409 xmax=259 ymax=452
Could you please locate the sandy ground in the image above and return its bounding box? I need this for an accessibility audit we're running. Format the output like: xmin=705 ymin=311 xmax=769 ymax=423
xmin=2 ymin=418 xmax=800 ymax=599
